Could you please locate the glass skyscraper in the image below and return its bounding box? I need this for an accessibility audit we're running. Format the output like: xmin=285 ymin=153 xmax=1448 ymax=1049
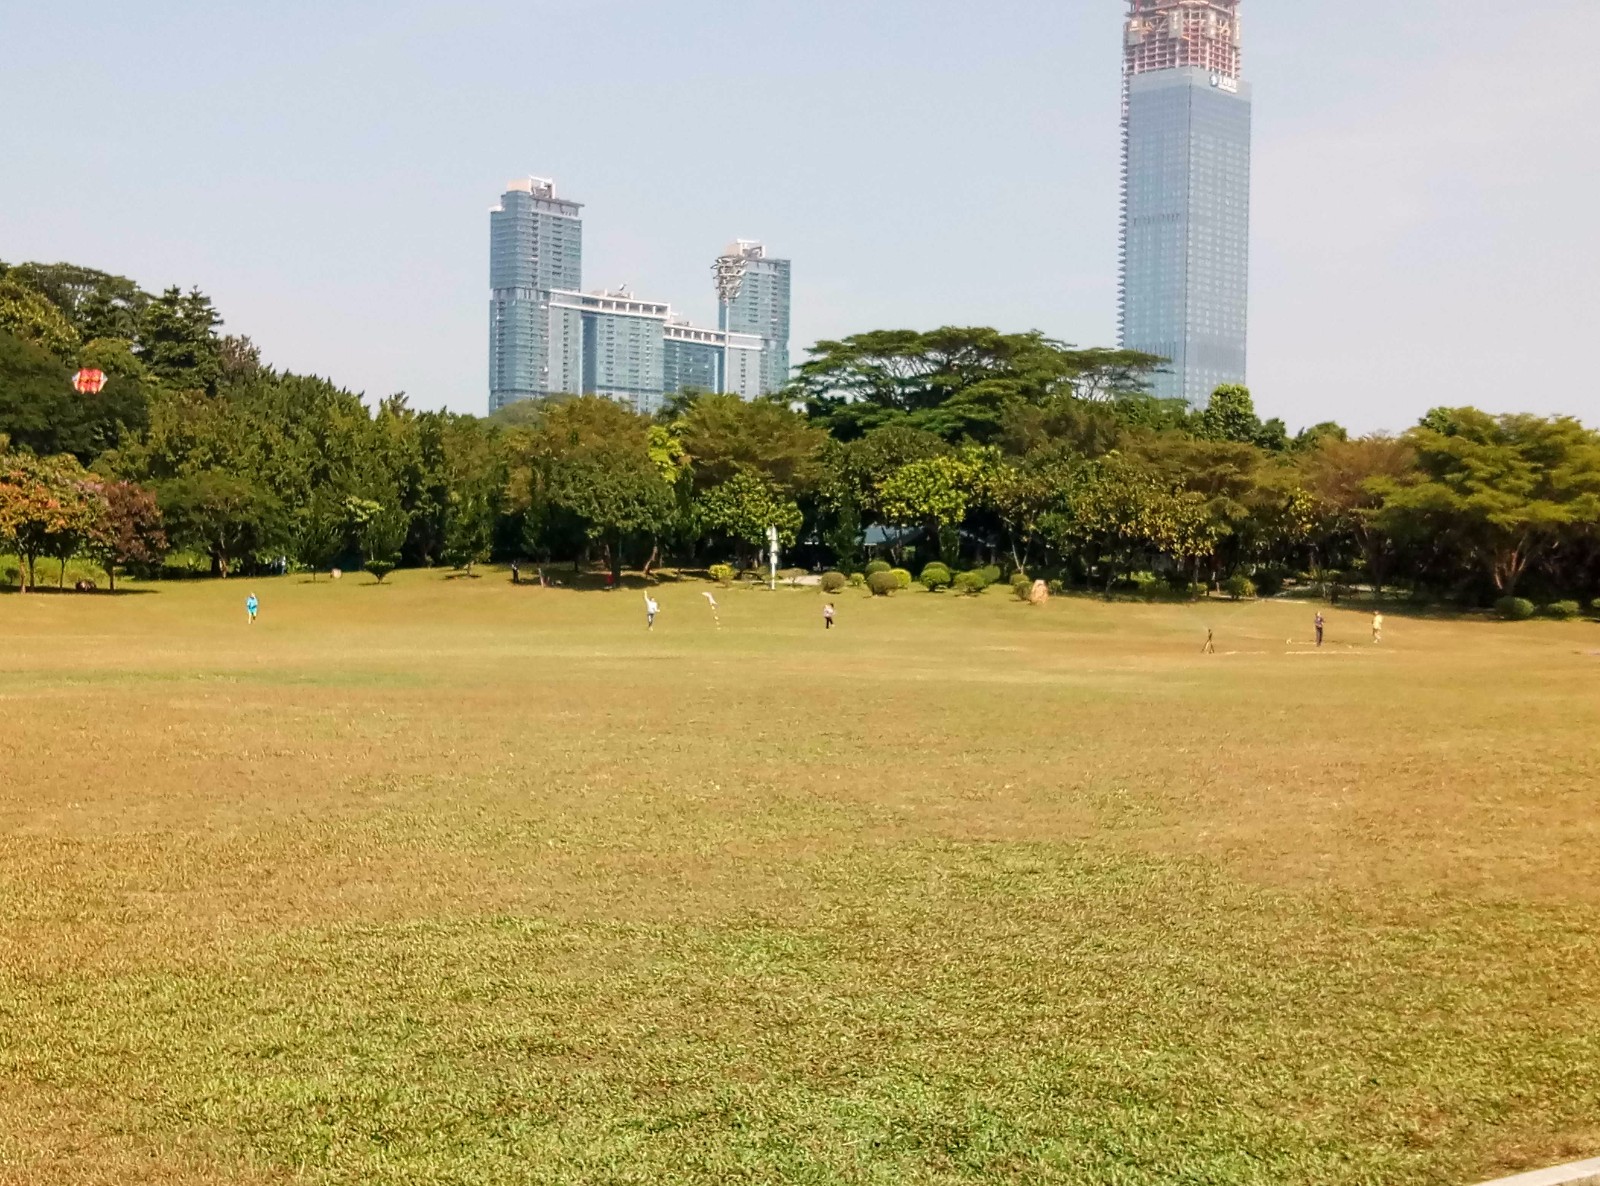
xmin=715 ymin=241 xmax=792 ymax=397
xmin=488 ymin=178 xmax=779 ymax=414
xmin=489 ymin=178 xmax=583 ymax=412
xmin=1118 ymin=1 xmax=1251 ymax=406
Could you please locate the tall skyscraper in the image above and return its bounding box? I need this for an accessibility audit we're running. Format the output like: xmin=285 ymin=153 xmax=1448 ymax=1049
xmin=1118 ymin=0 xmax=1251 ymax=406
xmin=714 ymin=241 xmax=791 ymax=397
xmin=489 ymin=178 xmax=583 ymax=412
xmin=488 ymin=178 xmax=780 ymax=414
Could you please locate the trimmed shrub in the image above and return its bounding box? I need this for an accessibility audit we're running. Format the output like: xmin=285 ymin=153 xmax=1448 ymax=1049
xmin=920 ymin=562 xmax=953 ymax=592
xmin=890 ymin=567 xmax=912 ymax=590
xmin=953 ymin=571 xmax=985 ymax=596
xmin=1013 ymin=578 xmax=1034 ymax=601
xmin=864 ymin=560 xmax=892 ymax=577
xmin=1223 ymin=574 xmax=1256 ymax=601
xmin=820 ymin=570 xmax=848 ymax=593
xmin=980 ymin=564 xmax=1002 ymax=586
xmin=1542 ymin=600 xmax=1582 ymax=620
xmin=867 ymin=571 xmax=899 ymax=597
xmin=1047 ymin=579 xmax=1064 ymax=596
xmin=708 ymin=563 xmax=735 ymax=586
xmin=1494 ymin=596 xmax=1536 ymax=621
xmin=848 ymin=571 xmax=866 ymax=587
xmin=1592 ymin=597 xmax=1600 ymax=617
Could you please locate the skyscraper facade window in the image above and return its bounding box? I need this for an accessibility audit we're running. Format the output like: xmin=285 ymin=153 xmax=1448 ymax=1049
xmin=488 ymin=180 xmax=786 ymax=413
xmin=1118 ymin=1 xmax=1251 ymax=407
xmin=714 ymin=241 xmax=792 ymax=397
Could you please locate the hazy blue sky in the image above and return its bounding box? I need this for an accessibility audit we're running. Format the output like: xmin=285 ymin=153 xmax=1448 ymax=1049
xmin=3 ymin=1 xmax=1596 ymax=431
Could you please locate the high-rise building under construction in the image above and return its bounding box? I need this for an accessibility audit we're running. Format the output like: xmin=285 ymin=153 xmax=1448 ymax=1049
xmin=1118 ymin=0 xmax=1251 ymax=406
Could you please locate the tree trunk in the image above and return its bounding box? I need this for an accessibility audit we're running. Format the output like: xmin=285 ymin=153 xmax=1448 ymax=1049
xmin=641 ymin=544 xmax=659 ymax=580
xmin=107 ymin=564 xmax=117 ymax=593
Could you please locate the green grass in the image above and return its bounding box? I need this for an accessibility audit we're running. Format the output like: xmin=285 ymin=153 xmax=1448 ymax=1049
xmin=2 ymin=569 xmax=1597 ymax=1184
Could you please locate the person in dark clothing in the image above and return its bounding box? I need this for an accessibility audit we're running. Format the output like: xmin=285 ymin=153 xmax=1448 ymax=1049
xmin=1315 ymin=612 xmax=1325 ymax=647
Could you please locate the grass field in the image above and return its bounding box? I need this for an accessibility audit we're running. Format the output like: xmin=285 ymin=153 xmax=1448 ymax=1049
xmin=2 ymin=570 xmax=1597 ymax=1185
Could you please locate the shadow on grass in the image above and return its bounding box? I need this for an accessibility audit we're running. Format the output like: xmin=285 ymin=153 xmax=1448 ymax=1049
xmin=0 ymin=585 xmax=158 ymax=597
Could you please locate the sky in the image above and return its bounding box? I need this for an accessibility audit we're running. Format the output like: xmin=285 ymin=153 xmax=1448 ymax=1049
xmin=2 ymin=0 xmax=1597 ymax=433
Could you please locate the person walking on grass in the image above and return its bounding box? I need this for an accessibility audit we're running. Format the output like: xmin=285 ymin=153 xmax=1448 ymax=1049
xmin=245 ymin=592 xmax=259 ymax=625
xmin=1202 ymin=627 xmax=1215 ymax=655
xmin=1372 ymin=610 xmax=1384 ymax=644
xmin=644 ymin=593 xmax=659 ymax=631
xmin=823 ymin=602 xmax=836 ymax=630
xmin=511 ymin=559 xmax=520 ymax=585
xmin=1315 ymin=612 xmax=1325 ymax=648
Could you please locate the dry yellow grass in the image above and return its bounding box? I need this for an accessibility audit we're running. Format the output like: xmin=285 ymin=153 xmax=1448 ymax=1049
xmin=1 ymin=570 xmax=1596 ymax=1184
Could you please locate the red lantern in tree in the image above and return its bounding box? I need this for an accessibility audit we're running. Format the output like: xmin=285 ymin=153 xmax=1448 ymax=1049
xmin=73 ymin=368 xmax=108 ymax=394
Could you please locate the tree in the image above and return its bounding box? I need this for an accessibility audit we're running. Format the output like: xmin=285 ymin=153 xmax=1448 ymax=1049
xmin=137 ymin=287 xmax=223 ymax=393
xmin=0 ymin=276 xmax=80 ymax=358
xmin=508 ymin=396 xmax=679 ymax=580
xmin=876 ymin=449 xmax=993 ymax=562
xmin=442 ymin=487 xmax=494 ymax=574
xmin=291 ymin=491 xmax=348 ymax=580
xmin=0 ymin=450 xmax=94 ymax=590
xmin=1377 ymin=410 xmax=1600 ymax=596
xmin=695 ymin=471 xmax=803 ymax=566
xmin=676 ymin=392 xmax=825 ymax=496
xmin=356 ymin=501 xmax=409 ymax=583
xmin=159 ymin=472 xmax=282 ymax=577
xmin=0 ymin=329 xmax=150 ymax=462
xmin=990 ymin=450 xmax=1079 ymax=573
xmin=795 ymin=327 xmax=1163 ymax=443
xmin=84 ymin=480 xmax=167 ymax=591
xmin=1036 ymin=456 xmax=1220 ymax=591
xmin=1195 ymin=385 xmax=1287 ymax=452
xmin=1299 ymin=435 xmax=1415 ymax=592
xmin=3 ymin=262 xmax=148 ymax=342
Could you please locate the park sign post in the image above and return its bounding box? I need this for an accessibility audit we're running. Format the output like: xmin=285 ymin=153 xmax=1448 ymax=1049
xmin=767 ymin=524 xmax=779 ymax=591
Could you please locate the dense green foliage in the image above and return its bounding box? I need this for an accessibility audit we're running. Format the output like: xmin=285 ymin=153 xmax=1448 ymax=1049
xmin=3 ymin=259 xmax=1598 ymax=607
xmin=1495 ymin=596 xmax=1537 ymax=621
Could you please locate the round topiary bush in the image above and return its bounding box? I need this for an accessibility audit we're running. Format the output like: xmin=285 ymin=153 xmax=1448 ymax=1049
xmin=980 ymin=564 xmax=1002 ymax=586
xmin=953 ymin=571 xmax=984 ymax=596
xmin=708 ymin=563 xmax=735 ymax=586
xmin=1047 ymin=579 xmax=1065 ymax=596
xmin=1223 ymin=574 xmax=1256 ymax=601
xmin=820 ymin=570 xmax=847 ymax=593
xmin=864 ymin=560 xmax=892 ymax=577
xmin=890 ymin=567 xmax=912 ymax=590
xmin=848 ymin=572 xmax=866 ymax=587
xmin=920 ymin=562 xmax=952 ymax=592
xmin=1494 ymin=596 xmax=1536 ymax=621
xmin=867 ymin=571 xmax=899 ymax=597
xmin=1013 ymin=577 xmax=1034 ymax=601
xmin=1542 ymin=600 xmax=1582 ymax=620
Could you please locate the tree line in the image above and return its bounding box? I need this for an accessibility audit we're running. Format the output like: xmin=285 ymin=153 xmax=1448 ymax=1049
xmin=3 ymin=259 xmax=1599 ymax=610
